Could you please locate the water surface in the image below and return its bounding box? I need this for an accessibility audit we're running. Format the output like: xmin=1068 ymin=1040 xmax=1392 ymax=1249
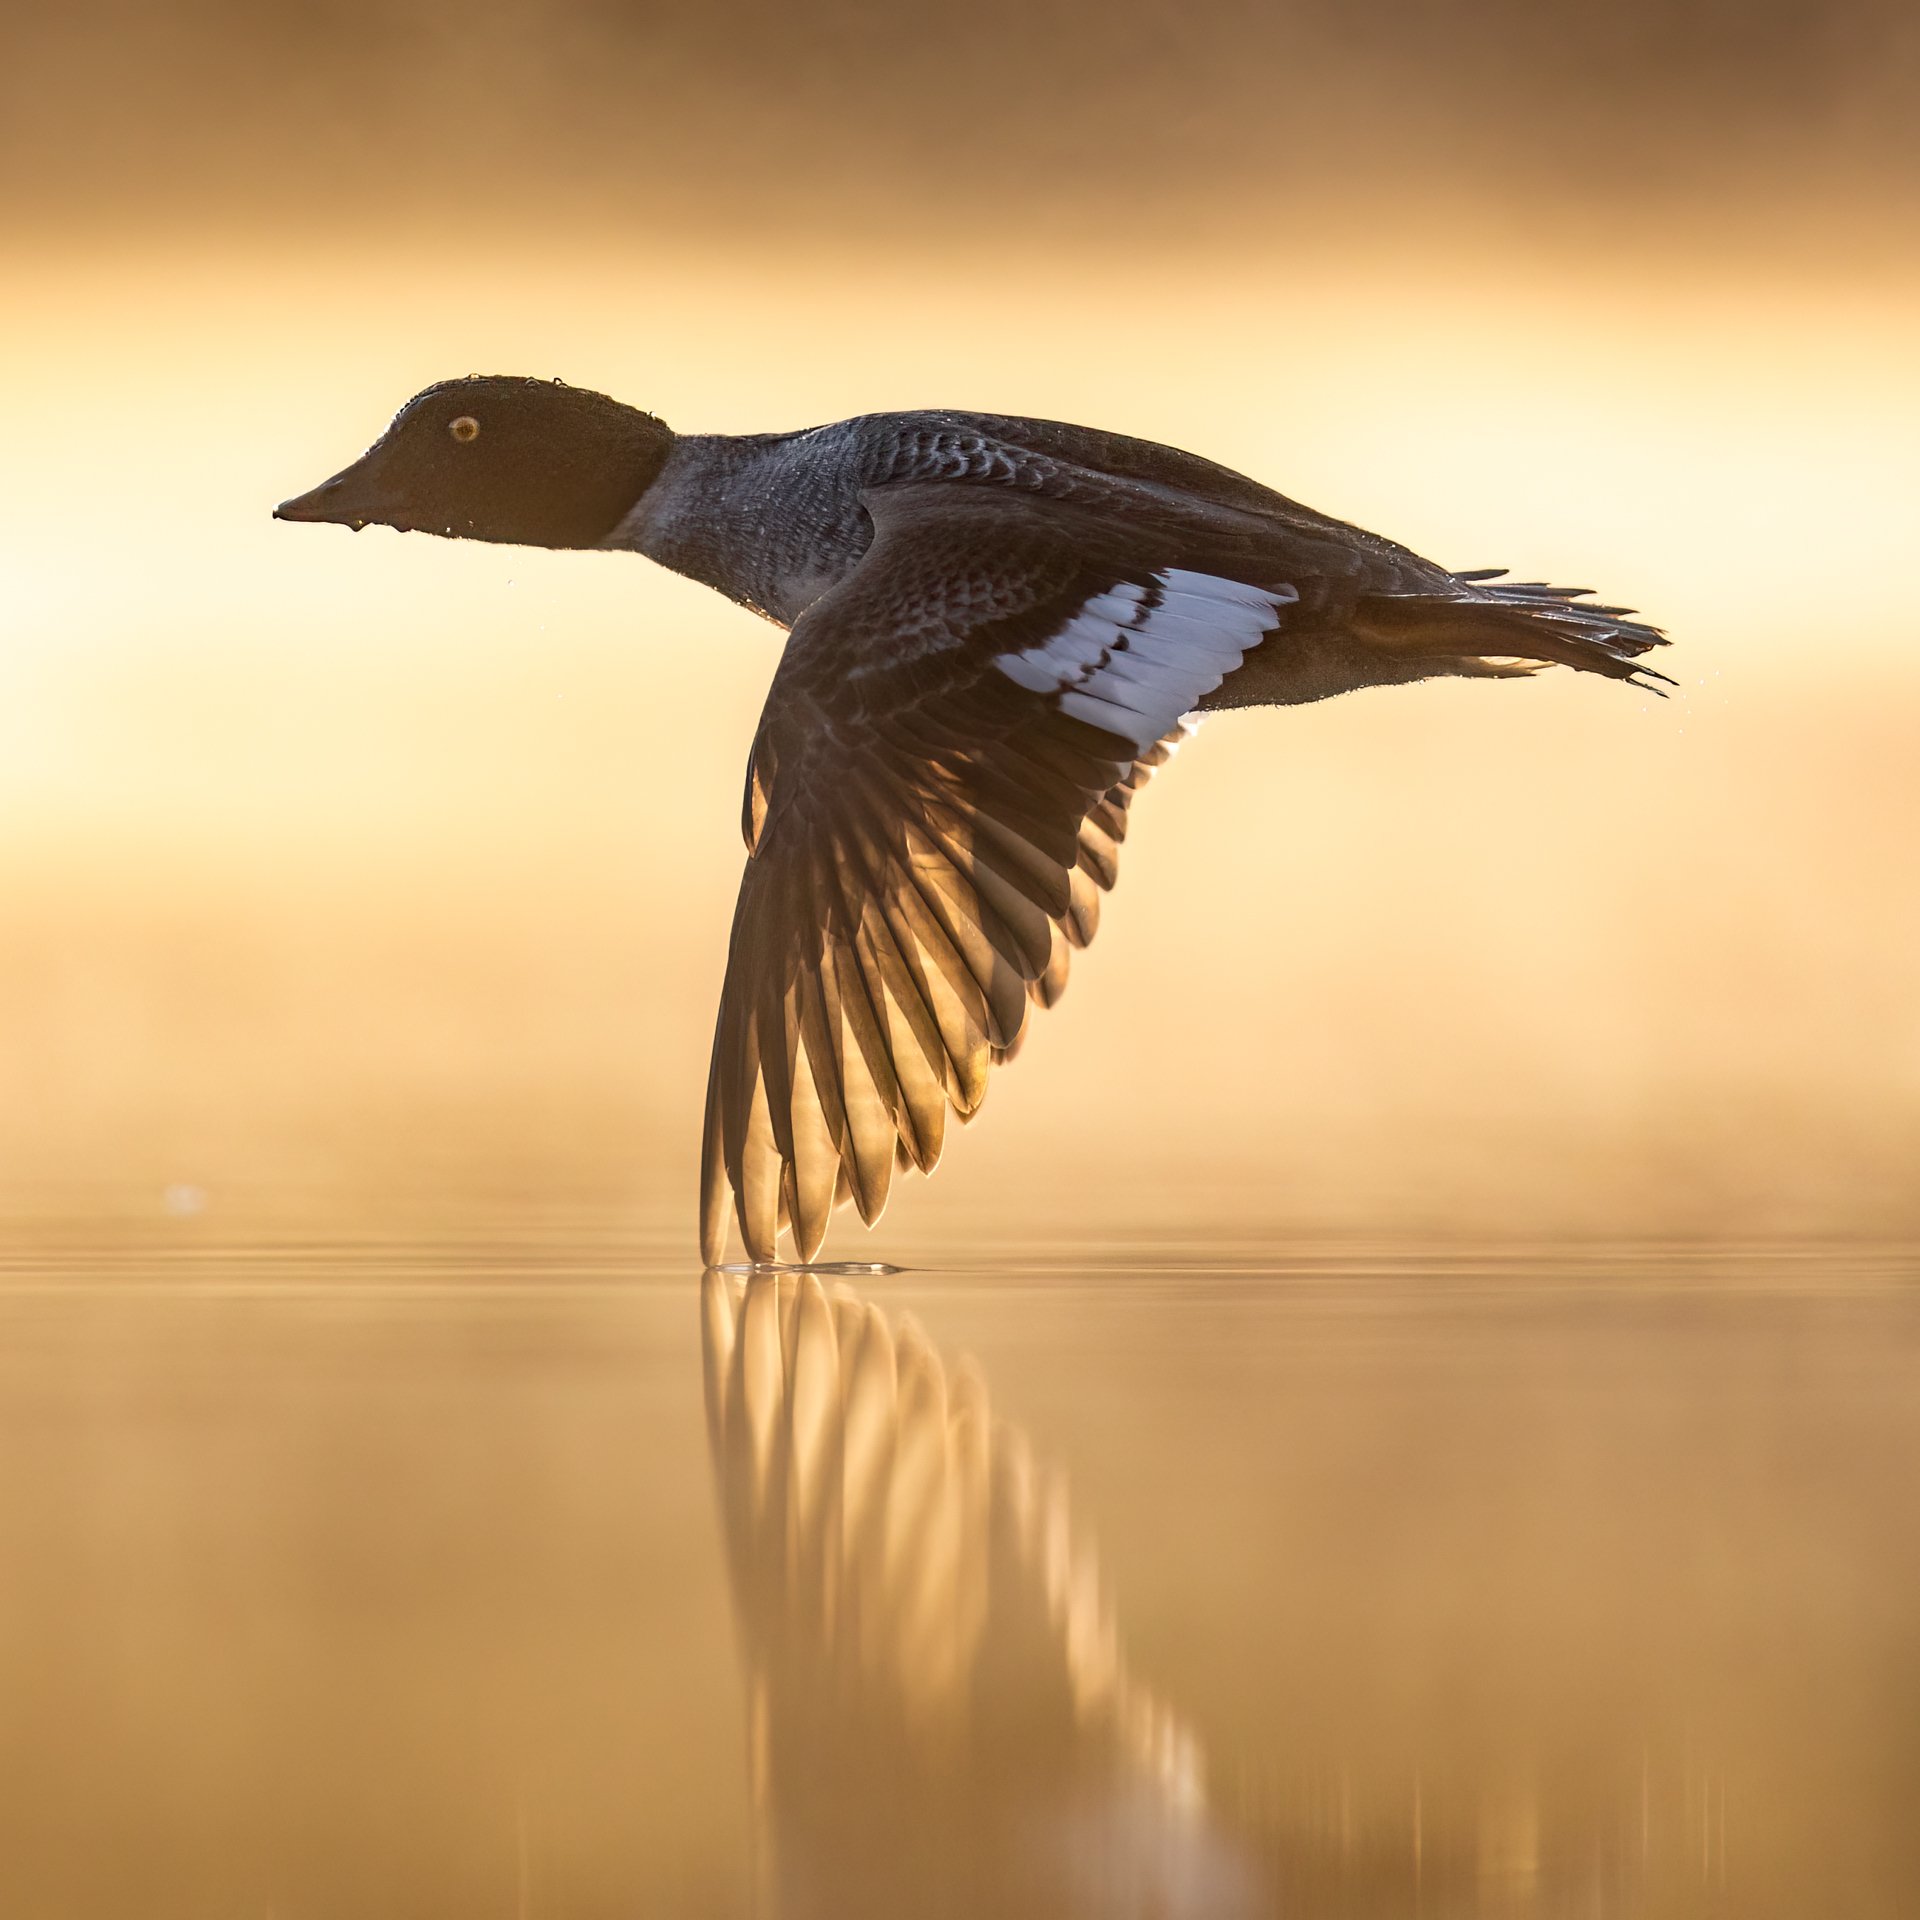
xmin=3 ymin=1223 xmax=1915 ymax=1917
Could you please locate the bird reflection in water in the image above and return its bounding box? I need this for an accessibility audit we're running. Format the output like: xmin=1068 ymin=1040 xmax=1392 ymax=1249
xmin=699 ymin=1269 xmax=1265 ymax=1919
xmin=702 ymin=1274 xmax=1745 ymax=1918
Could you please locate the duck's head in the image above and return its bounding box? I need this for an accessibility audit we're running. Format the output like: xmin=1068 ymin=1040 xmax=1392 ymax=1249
xmin=274 ymin=376 xmax=673 ymax=548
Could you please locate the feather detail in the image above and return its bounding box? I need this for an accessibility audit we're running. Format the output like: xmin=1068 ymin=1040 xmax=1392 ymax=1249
xmin=702 ymin=722 xmax=1185 ymax=1261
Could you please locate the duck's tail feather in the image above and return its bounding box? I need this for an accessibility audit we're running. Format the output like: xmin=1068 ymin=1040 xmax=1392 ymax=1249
xmin=1353 ymin=571 xmax=1675 ymax=695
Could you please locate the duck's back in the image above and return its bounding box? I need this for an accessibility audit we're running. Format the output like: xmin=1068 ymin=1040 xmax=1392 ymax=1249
xmin=632 ymin=408 xmax=1446 ymax=625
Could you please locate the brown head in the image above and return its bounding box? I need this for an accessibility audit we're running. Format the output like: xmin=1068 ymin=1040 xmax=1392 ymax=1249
xmin=273 ymin=376 xmax=673 ymax=548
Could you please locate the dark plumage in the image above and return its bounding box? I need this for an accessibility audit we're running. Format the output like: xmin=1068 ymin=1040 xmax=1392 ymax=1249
xmin=276 ymin=377 xmax=1671 ymax=1265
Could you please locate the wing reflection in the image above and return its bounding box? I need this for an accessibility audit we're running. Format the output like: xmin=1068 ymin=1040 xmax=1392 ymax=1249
xmin=700 ymin=1270 xmax=1264 ymax=1920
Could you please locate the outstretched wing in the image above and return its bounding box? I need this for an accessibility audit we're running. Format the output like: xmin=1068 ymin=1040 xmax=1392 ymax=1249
xmin=700 ymin=484 xmax=1296 ymax=1264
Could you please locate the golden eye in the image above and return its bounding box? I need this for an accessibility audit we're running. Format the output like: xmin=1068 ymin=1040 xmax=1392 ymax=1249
xmin=449 ymin=415 xmax=480 ymax=443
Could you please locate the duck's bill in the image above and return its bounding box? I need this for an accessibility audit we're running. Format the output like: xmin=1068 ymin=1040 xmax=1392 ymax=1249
xmin=273 ymin=457 xmax=392 ymax=531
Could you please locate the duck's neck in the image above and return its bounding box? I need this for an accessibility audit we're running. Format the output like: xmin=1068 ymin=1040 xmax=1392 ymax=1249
xmin=606 ymin=426 xmax=872 ymax=627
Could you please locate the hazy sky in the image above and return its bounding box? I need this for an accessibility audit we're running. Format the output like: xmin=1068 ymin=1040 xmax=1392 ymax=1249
xmin=6 ymin=0 xmax=1916 ymax=250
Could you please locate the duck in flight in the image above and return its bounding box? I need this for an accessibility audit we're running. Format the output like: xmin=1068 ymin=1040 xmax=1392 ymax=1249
xmin=276 ymin=377 xmax=1669 ymax=1266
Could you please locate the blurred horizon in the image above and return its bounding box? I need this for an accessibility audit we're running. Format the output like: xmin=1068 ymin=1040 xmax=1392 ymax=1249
xmin=7 ymin=0 xmax=1919 ymax=267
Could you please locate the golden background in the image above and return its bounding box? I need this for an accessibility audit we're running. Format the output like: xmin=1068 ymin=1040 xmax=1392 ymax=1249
xmin=4 ymin=15 xmax=1920 ymax=1910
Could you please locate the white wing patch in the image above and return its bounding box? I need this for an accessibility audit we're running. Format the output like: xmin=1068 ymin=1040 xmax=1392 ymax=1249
xmin=994 ymin=570 xmax=1297 ymax=752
